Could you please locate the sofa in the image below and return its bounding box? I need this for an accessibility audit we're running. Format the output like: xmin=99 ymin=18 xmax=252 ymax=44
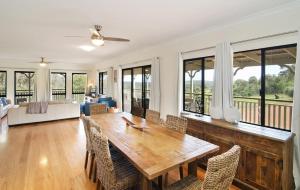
xmin=81 ymin=96 xmax=117 ymax=116
xmin=8 ymin=102 xmax=80 ymax=126
xmin=0 ymin=98 xmax=13 ymax=118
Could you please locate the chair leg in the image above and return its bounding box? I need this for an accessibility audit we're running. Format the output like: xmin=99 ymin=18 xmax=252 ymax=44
xmin=179 ymin=166 xmax=184 ymax=179
xmin=93 ymin=163 xmax=97 ymax=183
xmin=84 ymin=151 xmax=89 ymax=170
xmin=96 ymin=179 xmax=100 ymax=190
xmin=164 ymin=172 xmax=169 ymax=187
xmin=89 ymin=153 xmax=95 ymax=179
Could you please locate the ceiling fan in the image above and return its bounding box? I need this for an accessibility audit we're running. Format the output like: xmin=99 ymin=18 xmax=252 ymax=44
xmin=29 ymin=57 xmax=54 ymax=67
xmin=65 ymin=25 xmax=130 ymax=46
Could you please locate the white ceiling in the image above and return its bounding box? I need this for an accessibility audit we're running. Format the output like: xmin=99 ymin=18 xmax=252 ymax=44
xmin=0 ymin=0 xmax=295 ymax=66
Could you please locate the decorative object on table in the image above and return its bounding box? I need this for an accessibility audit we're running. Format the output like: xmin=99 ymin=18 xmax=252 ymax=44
xmin=224 ymin=107 xmax=240 ymax=124
xmin=121 ymin=116 xmax=149 ymax=131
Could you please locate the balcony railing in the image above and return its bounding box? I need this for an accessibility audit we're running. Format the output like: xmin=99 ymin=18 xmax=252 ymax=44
xmin=0 ymin=90 xmax=6 ymax=98
xmin=52 ymin=89 xmax=66 ymax=101
xmin=72 ymin=90 xmax=85 ymax=103
xmin=185 ymin=93 xmax=293 ymax=131
xmin=15 ymin=90 xmax=35 ymax=104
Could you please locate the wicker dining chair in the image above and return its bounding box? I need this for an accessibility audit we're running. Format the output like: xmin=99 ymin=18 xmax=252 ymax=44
xmin=90 ymin=103 xmax=107 ymax=115
xmin=167 ymin=145 xmax=241 ymax=190
xmin=162 ymin=114 xmax=188 ymax=185
xmin=90 ymin=127 xmax=139 ymax=190
xmin=145 ymin=109 xmax=161 ymax=124
xmin=164 ymin=115 xmax=188 ymax=134
xmin=82 ymin=115 xmax=95 ymax=179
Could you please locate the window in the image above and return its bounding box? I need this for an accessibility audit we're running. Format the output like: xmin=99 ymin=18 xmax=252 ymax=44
xmin=51 ymin=72 xmax=66 ymax=101
xmin=122 ymin=65 xmax=151 ymax=118
xmin=72 ymin=73 xmax=87 ymax=103
xmin=183 ymin=56 xmax=215 ymax=115
xmin=14 ymin=71 xmax=36 ymax=104
xmin=0 ymin=71 xmax=7 ymax=98
xmin=233 ymin=44 xmax=296 ymax=131
xmin=99 ymin=72 xmax=107 ymax=95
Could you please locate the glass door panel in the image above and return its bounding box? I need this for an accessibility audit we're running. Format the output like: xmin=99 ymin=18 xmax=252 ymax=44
xmin=132 ymin=68 xmax=144 ymax=117
xmin=122 ymin=69 xmax=132 ymax=113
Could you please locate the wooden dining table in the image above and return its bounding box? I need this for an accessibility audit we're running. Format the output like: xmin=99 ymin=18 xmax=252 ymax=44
xmin=90 ymin=112 xmax=219 ymax=190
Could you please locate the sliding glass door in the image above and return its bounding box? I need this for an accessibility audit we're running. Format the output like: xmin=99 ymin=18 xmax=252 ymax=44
xmin=14 ymin=71 xmax=36 ymax=104
xmin=122 ymin=65 xmax=151 ymax=117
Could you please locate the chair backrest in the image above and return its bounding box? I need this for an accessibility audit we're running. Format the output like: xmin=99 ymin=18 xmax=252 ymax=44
xmin=202 ymin=145 xmax=241 ymax=190
xmin=165 ymin=115 xmax=188 ymax=134
xmin=82 ymin=115 xmax=92 ymax=150
xmin=90 ymin=103 xmax=107 ymax=115
xmin=90 ymin=127 xmax=117 ymax=189
xmin=89 ymin=118 xmax=102 ymax=133
xmin=145 ymin=109 xmax=160 ymax=124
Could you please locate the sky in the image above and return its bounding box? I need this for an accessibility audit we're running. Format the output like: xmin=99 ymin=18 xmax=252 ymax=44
xmin=186 ymin=65 xmax=287 ymax=82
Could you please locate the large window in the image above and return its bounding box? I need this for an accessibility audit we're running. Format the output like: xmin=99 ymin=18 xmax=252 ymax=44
xmin=99 ymin=72 xmax=107 ymax=95
xmin=51 ymin=72 xmax=66 ymax=101
xmin=14 ymin=71 xmax=36 ymax=104
xmin=72 ymin=73 xmax=87 ymax=103
xmin=183 ymin=56 xmax=215 ymax=115
xmin=122 ymin=66 xmax=151 ymax=118
xmin=233 ymin=44 xmax=296 ymax=131
xmin=0 ymin=71 xmax=7 ymax=98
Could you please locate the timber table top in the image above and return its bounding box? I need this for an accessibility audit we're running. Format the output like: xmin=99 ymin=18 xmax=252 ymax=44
xmin=90 ymin=112 xmax=219 ymax=180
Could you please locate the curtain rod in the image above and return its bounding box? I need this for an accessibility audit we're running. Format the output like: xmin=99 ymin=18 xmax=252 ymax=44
xmin=182 ymin=30 xmax=298 ymax=54
xmin=119 ymin=57 xmax=154 ymax=68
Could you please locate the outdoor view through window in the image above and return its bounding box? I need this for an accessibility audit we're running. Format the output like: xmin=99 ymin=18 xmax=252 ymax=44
xmin=184 ymin=44 xmax=296 ymax=131
xmin=0 ymin=71 xmax=7 ymax=97
xmin=233 ymin=45 xmax=296 ymax=130
xmin=184 ymin=57 xmax=215 ymax=115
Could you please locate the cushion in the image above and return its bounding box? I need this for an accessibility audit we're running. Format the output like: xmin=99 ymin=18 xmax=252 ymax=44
xmin=0 ymin=99 xmax=2 ymax=105
xmin=1 ymin=98 xmax=8 ymax=106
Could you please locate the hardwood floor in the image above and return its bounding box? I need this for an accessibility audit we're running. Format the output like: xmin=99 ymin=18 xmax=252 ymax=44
xmin=0 ymin=117 xmax=239 ymax=190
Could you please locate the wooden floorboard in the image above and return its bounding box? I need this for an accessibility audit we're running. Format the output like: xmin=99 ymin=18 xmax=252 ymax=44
xmin=0 ymin=116 xmax=239 ymax=190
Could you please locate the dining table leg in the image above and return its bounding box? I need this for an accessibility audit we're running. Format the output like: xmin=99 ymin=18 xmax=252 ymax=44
xmin=141 ymin=175 xmax=153 ymax=190
xmin=188 ymin=160 xmax=198 ymax=177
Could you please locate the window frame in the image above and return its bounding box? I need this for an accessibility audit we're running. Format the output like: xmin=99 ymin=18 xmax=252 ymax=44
xmin=51 ymin=72 xmax=67 ymax=99
xmin=71 ymin=73 xmax=87 ymax=95
xmin=99 ymin=71 xmax=107 ymax=95
xmin=183 ymin=56 xmax=214 ymax=115
xmin=0 ymin=70 xmax=7 ymax=98
xmin=233 ymin=43 xmax=297 ymax=131
xmin=121 ymin=65 xmax=151 ymax=118
xmin=14 ymin=71 xmax=36 ymax=103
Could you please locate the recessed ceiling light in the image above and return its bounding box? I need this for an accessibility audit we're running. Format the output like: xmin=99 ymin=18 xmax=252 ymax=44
xmin=79 ymin=45 xmax=95 ymax=52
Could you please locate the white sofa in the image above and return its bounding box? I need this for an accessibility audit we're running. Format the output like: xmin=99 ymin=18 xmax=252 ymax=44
xmin=8 ymin=102 xmax=80 ymax=126
xmin=0 ymin=99 xmax=13 ymax=118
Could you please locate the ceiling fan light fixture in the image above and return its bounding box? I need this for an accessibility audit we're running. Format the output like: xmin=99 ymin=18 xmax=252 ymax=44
xmin=91 ymin=38 xmax=104 ymax=46
xmin=40 ymin=62 xmax=47 ymax=67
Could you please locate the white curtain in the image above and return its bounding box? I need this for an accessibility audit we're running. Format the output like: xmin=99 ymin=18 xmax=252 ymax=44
xmin=107 ymin=67 xmax=114 ymax=97
xmin=149 ymin=57 xmax=161 ymax=111
xmin=211 ymin=42 xmax=240 ymax=122
xmin=116 ymin=66 xmax=123 ymax=110
xmin=292 ymin=33 xmax=300 ymax=190
xmin=177 ymin=52 xmax=184 ymax=116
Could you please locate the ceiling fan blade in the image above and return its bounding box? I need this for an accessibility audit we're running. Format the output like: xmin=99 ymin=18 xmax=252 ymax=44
xmin=103 ymin=37 xmax=130 ymax=42
xmin=64 ymin=36 xmax=85 ymax=38
xmin=28 ymin=61 xmax=40 ymax=63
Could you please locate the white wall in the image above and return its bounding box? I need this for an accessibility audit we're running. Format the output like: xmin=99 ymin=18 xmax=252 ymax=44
xmin=0 ymin=63 xmax=94 ymax=104
xmin=94 ymin=2 xmax=300 ymax=119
